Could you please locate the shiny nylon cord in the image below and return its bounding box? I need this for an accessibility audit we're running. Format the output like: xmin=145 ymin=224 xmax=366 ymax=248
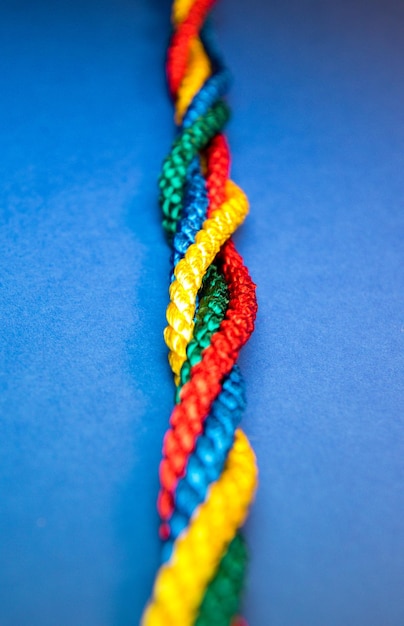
xmin=142 ymin=1 xmax=258 ymax=624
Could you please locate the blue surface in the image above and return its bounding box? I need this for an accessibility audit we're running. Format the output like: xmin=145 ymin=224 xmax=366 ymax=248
xmin=1 ymin=1 xmax=403 ymax=625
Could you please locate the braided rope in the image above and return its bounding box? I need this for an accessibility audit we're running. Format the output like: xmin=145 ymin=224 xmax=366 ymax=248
xmin=142 ymin=1 xmax=258 ymax=624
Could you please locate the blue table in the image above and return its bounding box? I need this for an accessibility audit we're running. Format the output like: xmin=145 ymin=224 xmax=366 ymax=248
xmin=1 ymin=1 xmax=403 ymax=624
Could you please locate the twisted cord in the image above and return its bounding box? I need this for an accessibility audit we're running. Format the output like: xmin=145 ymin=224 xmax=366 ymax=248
xmin=142 ymin=1 xmax=258 ymax=624
xmin=167 ymin=131 xmax=248 ymax=626
xmin=143 ymin=429 xmax=256 ymax=626
xmin=159 ymin=100 xmax=230 ymax=238
xmin=159 ymin=239 xmax=257 ymax=521
xmin=165 ymin=179 xmax=249 ymax=378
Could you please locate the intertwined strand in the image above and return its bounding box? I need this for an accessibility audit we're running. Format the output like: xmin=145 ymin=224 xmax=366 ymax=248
xmin=142 ymin=2 xmax=258 ymax=625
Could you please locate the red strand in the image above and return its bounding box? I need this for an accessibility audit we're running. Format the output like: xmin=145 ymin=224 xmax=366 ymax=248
xmin=167 ymin=0 xmax=218 ymax=97
xmin=206 ymin=134 xmax=231 ymax=215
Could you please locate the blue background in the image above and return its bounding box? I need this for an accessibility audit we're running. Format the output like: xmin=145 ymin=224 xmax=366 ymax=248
xmin=1 ymin=1 xmax=403 ymax=625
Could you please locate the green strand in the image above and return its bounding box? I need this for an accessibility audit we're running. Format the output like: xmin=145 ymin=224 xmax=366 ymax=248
xmin=178 ymin=263 xmax=229 ymax=398
xmin=195 ymin=533 xmax=248 ymax=626
xmin=159 ymin=100 xmax=230 ymax=237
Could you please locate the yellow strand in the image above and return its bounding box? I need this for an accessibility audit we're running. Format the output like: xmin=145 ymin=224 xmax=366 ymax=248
xmin=141 ymin=429 xmax=258 ymax=626
xmin=172 ymin=0 xmax=195 ymax=26
xmin=164 ymin=180 xmax=249 ymax=378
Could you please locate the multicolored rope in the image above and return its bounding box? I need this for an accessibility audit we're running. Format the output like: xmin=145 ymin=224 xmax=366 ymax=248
xmin=142 ymin=1 xmax=258 ymax=624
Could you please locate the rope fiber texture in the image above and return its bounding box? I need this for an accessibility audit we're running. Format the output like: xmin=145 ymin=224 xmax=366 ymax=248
xmin=142 ymin=1 xmax=258 ymax=624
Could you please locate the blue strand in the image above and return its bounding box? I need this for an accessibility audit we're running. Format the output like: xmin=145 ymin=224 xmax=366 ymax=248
xmin=170 ymin=157 xmax=208 ymax=281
